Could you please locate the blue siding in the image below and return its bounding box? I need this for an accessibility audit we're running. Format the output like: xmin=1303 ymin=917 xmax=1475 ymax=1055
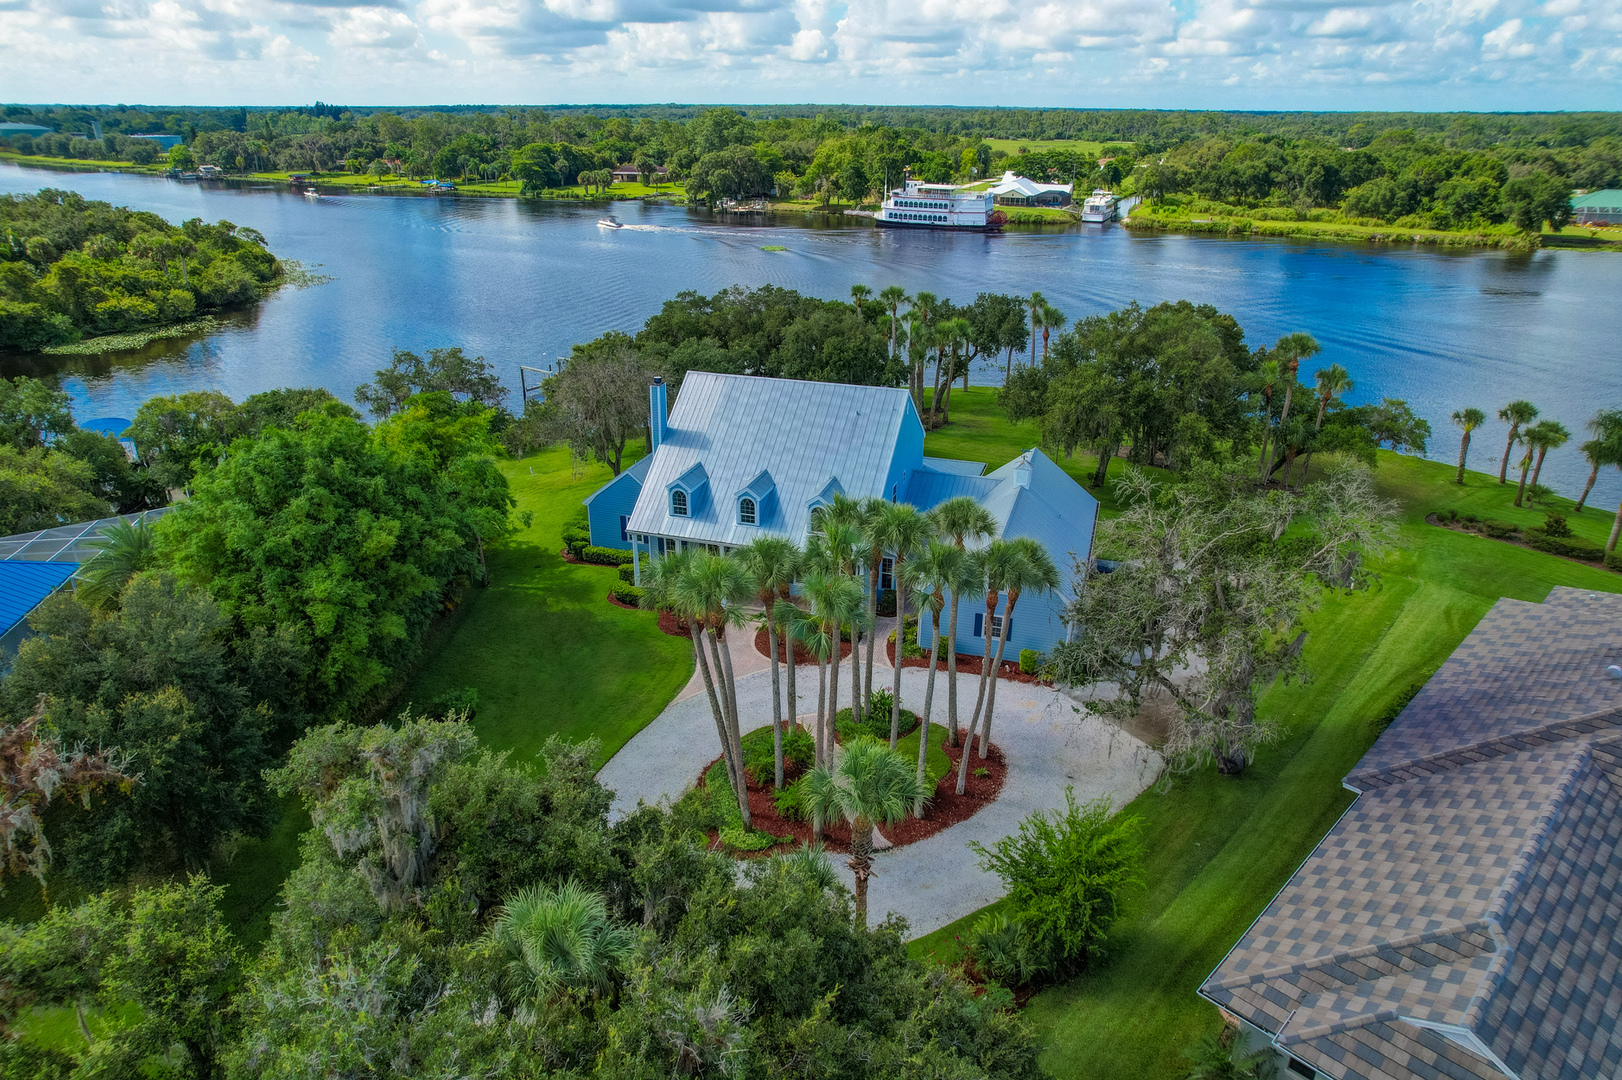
xmin=584 ymin=458 xmax=649 ymax=551
xmin=881 ymin=398 xmax=926 ymax=504
xmin=918 ymin=587 xmax=1070 ymax=660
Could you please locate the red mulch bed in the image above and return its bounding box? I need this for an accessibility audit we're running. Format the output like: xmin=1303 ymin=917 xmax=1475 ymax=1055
xmin=658 ymin=610 xmax=693 ymax=637
xmin=754 ymin=627 xmax=853 ymax=663
xmin=606 ymin=592 xmax=640 ymax=611
xmin=698 ymin=728 xmax=1006 ymax=856
xmin=886 ymin=639 xmax=1052 ymax=687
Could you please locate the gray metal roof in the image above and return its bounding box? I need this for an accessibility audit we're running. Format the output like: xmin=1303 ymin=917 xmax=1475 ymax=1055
xmin=0 ymin=507 xmax=174 ymax=563
xmin=625 ymin=372 xmax=921 ymax=547
xmin=1202 ymin=587 xmax=1622 ymax=1080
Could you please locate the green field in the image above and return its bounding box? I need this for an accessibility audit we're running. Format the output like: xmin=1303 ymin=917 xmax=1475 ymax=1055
xmin=984 ymin=139 xmax=1121 ymax=158
xmin=910 ymin=390 xmax=1622 ymax=1079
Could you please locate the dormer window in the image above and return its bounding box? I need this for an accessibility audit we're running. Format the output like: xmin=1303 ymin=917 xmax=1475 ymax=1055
xmin=671 ymin=489 xmax=688 ymax=516
xmin=739 ymin=497 xmax=757 ymax=526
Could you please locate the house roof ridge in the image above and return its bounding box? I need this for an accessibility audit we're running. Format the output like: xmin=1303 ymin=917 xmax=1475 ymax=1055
xmin=1345 ymin=704 xmax=1622 ymax=791
xmin=1204 ymin=920 xmax=1495 ymax=993
xmin=684 ymin=370 xmax=911 ymax=398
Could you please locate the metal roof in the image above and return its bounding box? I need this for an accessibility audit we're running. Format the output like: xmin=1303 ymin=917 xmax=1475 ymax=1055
xmin=988 ymin=171 xmax=1074 ymax=197
xmin=583 ymin=455 xmax=651 ymax=507
xmin=626 ymin=372 xmax=921 ymax=547
xmin=1570 ymin=189 xmax=1622 ymax=210
xmin=0 ymin=507 xmax=174 ymax=563
xmin=921 ymin=456 xmax=986 ymax=477
xmin=0 ymin=561 xmax=79 ymax=639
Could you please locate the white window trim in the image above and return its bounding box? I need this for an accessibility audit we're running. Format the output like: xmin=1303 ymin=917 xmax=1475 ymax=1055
xmin=671 ymin=489 xmax=688 ymax=516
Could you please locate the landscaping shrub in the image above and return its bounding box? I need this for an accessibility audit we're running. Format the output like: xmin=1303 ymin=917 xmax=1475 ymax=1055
xmin=970 ymin=789 xmax=1144 ymax=977
xmin=1542 ymin=513 xmax=1572 ymax=538
xmin=429 ymin=686 xmax=479 ymax=718
xmin=567 ymin=538 xmax=588 ymax=559
xmin=835 ymin=699 xmax=919 ymax=742
xmin=1524 ymin=528 xmax=1606 ymax=562
xmin=561 ymin=523 xmax=591 ymax=548
xmin=581 ymin=545 xmax=635 ymax=566
xmin=968 ymin=910 xmax=1046 ymax=986
xmin=1019 ymin=649 xmax=1041 ymax=675
xmin=1527 ymin=483 xmax=1556 ymax=506
xmin=773 ymin=777 xmax=809 ymax=822
xmin=890 ymin=614 xmax=927 ymax=659
xmin=876 ymin=588 xmax=897 ymax=618
xmin=618 ymin=563 xmax=636 ymax=583
xmin=1478 ymin=519 xmax=1518 ymax=539
xmin=610 ymin=582 xmax=645 ymax=605
xmin=1607 ymin=550 xmax=1622 ymax=573
xmin=742 ymin=723 xmax=814 ymax=786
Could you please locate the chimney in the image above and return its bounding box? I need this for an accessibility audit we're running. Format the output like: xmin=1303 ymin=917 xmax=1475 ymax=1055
xmin=649 ymin=377 xmax=667 ymax=452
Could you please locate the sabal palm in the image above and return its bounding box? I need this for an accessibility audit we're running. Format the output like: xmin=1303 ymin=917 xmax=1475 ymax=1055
xmin=1028 ymin=290 xmax=1046 ymax=365
xmin=1451 ymin=407 xmax=1487 ymax=484
xmin=491 ymin=879 xmax=633 ymax=1009
xmin=1497 ymin=400 xmax=1538 ymax=485
xmin=814 ymin=504 xmax=866 ymax=718
xmin=850 ymin=283 xmax=872 ymax=314
xmin=880 ymin=285 xmax=909 ymax=360
xmin=673 ymin=552 xmax=755 ymax=826
xmin=933 ymin=317 xmax=973 ymax=423
xmin=641 ymin=549 xmax=737 ymax=794
xmin=909 ymin=291 xmax=939 ymax=409
xmin=1271 ymin=332 xmax=1321 ymax=435
xmin=1295 ymin=364 xmax=1353 ymax=490
xmin=1574 ymin=409 xmax=1622 ymax=514
xmin=77 ymin=520 xmax=157 ymax=610
xmin=966 ymin=540 xmax=1017 ymax=753
xmin=902 ymin=542 xmax=963 ymax=803
xmin=801 ymin=571 xmax=866 ymax=768
xmin=928 ymin=497 xmax=997 ymax=747
xmin=856 ymin=498 xmax=888 ymax=724
xmin=963 ymin=538 xmax=1058 ymax=792
xmin=1527 ymin=419 xmax=1569 ymax=491
xmin=1036 ymin=303 xmax=1065 ymax=362
xmin=739 ymin=536 xmax=800 ymax=789
xmin=867 ymin=501 xmax=934 ymax=747
xmin=803 ymin=736 xmax=931 ymax=925
xmin=1253 ymin=358 xmax=1283 ymax=483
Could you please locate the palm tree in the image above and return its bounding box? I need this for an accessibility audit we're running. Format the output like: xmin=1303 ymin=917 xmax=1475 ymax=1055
xmin=903 ymin=542 xmax=963 ymax=806
xmin=803 ymin=737 xmax=930 ymax=925
xmin=1574 ymin=409 xmax=1622 ymax=513
xmin=1527 ymin=419 xmax=1569 ymax=492
xmin=857 ymin=498 xmax=887 ymax=724
xmin=739 ymin=536 xmax=800 ymax=789
xmin=1496 ymin=400 xmax=1538 ymax=484
xmin=866 ymin=501 xmax=935 ymax=747
xmin=1512 ymin=431 xmax=1536 ymax=508
xmin=815 ymin=497 xmax=868 ymax=718
xmin=850 ymin=283 xmax=872 ymax=315
xmin=1036 ymin=303 xmax=1065 ymax=362
xmin=1028 ymin=290 xmax=1046 ymax=366
xmin=672 ymin=552 xmax=755 ymax=827
xmin=641 ymin=549 xmax=742 ymax=806
xmin=927 ymin=497 xmax=997 ymax=747
xmin=1252 ymin=358 xmax=1282 ymax=484
xmin=1450 ymin=407 xmax=1487 ymax=484
xmin=964 ymin=540 xmax=1015 ymax=758
xmin=1294 ymin=364 xmax=1353 ymax=490
xmin=492 ymin=880 xmax=633 ymax=1012
xmin=969 ymin=537 xmax=1057 ymax=775
xmin=934 ymin=317 xmax=972 ymax=425
xmin=879 ymin=285 xmax=908 ymax=361
xmin=1262 ymin=333 xmax=1319 ymax=482
xmin=77 ymin=520 xmax=157 ymax=610
xmin=801 ymin=570 xmax=866 ymax=768
xmin=908 ymin=291 xmax=938 ymax=411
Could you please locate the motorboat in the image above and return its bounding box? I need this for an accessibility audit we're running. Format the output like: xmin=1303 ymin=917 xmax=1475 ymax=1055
xmin=597 ymin=215 xmax=623 ymax=229
xmin=303 ymin=189 xmax=323 ymax=200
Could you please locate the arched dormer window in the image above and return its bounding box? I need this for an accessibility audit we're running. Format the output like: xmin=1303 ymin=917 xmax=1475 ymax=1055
xmin=739 ymin=497 xmax=757 ymax=526
xmin=671 ymin=489 xmax=688 ymax=516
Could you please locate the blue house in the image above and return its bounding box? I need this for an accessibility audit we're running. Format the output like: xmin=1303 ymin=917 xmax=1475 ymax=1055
xmin=584 ymin=372 xmax=1099 ymax=657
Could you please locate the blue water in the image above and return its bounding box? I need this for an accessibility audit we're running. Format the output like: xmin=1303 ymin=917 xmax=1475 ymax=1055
xmin=3 ymin=161 xmax=1621 ymax=506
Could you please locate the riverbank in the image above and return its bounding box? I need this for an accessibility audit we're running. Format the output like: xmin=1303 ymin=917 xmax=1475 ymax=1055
xmin=1126 ymin=199 xmax=1622 ymax=251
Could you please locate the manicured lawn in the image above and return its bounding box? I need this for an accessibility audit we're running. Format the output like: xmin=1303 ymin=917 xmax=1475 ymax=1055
xmin=982 ymin=138 xmax=1120 ymax=157
xmin=910 ymin=399 xmax=1622 ymax=1079
xmin=394 ymin=445 xmax=693 ymax=770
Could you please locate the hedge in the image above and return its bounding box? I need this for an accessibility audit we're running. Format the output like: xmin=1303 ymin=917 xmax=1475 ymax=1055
xmin=610 ymin=583 xmax=645 ymax=605
xmin=618 ymin=563 xmax=636 ymax=583
xmin=1606 ymin=550 xmax=1622 ymax=573
xmin=1523 ymin=528 xmax=1606 ymax=562
xmin=581 ymin=545 xmax=635 ymax=566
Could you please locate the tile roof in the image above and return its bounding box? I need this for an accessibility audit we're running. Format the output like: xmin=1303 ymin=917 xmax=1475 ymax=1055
xmin=1201 ymin=587 xmax=1622 ymax=1080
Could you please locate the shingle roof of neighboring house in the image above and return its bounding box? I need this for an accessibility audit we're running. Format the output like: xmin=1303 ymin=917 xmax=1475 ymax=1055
xmin=626 ymin=372 xmax=920 ymax=547
xmin=1201 ymin=587 xmax=1622 ymax=1080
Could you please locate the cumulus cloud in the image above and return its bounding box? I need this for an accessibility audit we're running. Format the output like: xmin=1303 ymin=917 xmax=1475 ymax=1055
xmin=0 ymin=0 xmax=1618 ymax=105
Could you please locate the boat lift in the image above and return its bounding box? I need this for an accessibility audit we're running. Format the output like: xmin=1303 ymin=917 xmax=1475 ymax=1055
xmin=518 ymin=359 xmax=567 ymax=406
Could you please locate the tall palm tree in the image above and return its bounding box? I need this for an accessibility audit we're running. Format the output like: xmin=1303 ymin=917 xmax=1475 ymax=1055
xmin=902 ymin=543 xmax=963 ymax=806
xmin=641 ymin=550 xmax=740 ymax=806
xmin=971 ymin=537 xmax=1057 ymax=769
xmin=879 ymin=285 xmax=909 ymax=361
xmin=927 ymin=497 xmax=997 ymax=747
xmin=801 ymin=570 xmax=865 ymax=768
xmin=1294 ymin=364 xmax=1353 ymax=490
xmin=1574 ymin=409 xmax=1622 ymax=513
xmin=1450 ymin=407 xmax=1487 ymax=484
xmin=1512 ymin=431 xmax=1536 ymax=508
xmin=1496 ymin=400 xmax=1538 ymax=485
xmin=1262 ymin=333 xmax=1319 ymax=482
xmin=491 ymin=879 xmax=633 ymax=1012
xmin=739 ymin=536 xmax=800 ymax=789
xmin=965 ymin=539 xmax=1016 ymax=754
xmin=908 ymin=291 xmax=938 ymax=411
xmin=850 ymin=283 xmax=872 ymax=315
xmin=815 ymin=497 xmax=868 ymax=717
xmin=673 ymin=552 xmax=755 ymax=827
xmin=77 ymin=520 xmax=157 ymax=610
xmin=857 ymin=498 xmax=887 ymax=723
xmin=1036 ymin=302 xmax=1066 ymax=362
xmin=866 ymin=501 xmax=935 ymax=747
xmin=1028 ymin=290 xmax=1046 ymax=366
xmin=803 ymin=737 xmax=930 ymax=926
xmin=934 ymin=317 xmax=972 ymax=426
xmin=1527 ymin=419 xmax=1569 ymax=492
xmin=1252 ymin=358 xmax=1282 ymax=484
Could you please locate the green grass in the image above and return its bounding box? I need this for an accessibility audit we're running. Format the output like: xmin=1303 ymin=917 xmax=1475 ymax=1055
xmin=983 ymin=139 xmax=1121 ymax=157
xmin=0 ymin=151 xmax=162 ymax=172
xmin=914 ymin=395 xmax=1622 ymax=1079
xmin=999 ymin=206 xmax=1078 ymax=224
xmin=393 ymin=445 xmax=693 ymax=768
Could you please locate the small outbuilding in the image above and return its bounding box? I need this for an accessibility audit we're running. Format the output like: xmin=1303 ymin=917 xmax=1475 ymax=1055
xmin=987 ymin=171 xmax=1074 ymax=207
xmin=1570 ymin=189 xmax=1622 ymax=225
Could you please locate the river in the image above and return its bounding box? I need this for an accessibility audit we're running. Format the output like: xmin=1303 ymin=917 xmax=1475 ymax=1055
xmin=3 ymin=161 xmax=1621 ymax=505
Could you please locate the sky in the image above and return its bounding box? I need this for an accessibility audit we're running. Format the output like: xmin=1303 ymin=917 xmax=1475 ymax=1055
xmin=1 ymin=0 xmax=1619 ymax=111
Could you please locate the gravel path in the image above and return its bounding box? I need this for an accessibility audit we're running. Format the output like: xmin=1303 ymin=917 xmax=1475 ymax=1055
xmin=597 ymin=643 xmax=1162 ymax=938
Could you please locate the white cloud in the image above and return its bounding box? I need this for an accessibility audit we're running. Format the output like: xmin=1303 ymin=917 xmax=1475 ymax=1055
xmin=0 ymin=0 xmax=1618 ymax=105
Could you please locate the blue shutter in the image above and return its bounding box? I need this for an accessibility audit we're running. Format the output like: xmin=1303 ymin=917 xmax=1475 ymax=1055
xmin=973 ymin=612 xmax=983 ymax=637
xmin=619 ymin=515 xmax=629 ymax=542
xmin=1005 ymin=617 xmax=1012 ymax=641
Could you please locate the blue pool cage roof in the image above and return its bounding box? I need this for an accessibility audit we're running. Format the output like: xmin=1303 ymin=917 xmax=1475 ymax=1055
xmin=0 ymin=507 xmax=173 ymax=564
xmin=0 ymin=561 xmax=79 ymax=642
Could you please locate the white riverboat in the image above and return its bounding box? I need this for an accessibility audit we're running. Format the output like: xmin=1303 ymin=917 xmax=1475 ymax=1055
xmin=1081 ymin=189 xmax=1117 ymax=222
xmin=876 ymin=178 xmax=1004 ymax=232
